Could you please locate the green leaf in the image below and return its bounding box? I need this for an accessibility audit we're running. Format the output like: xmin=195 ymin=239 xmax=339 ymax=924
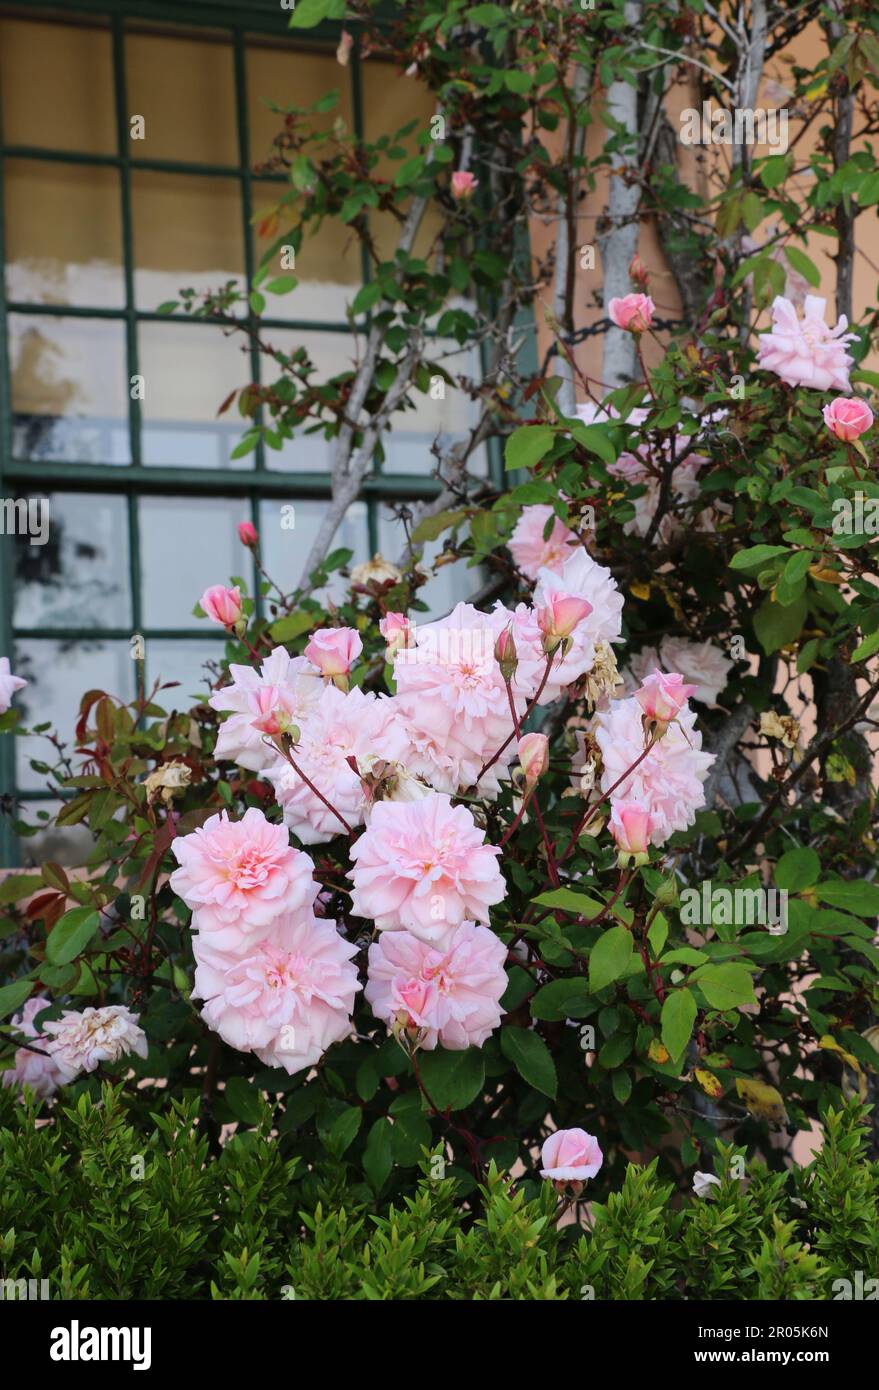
xmin=661 ymin=988 xmax=697 ymax=1061
xmin=328 ymin=1105 xmax=362 ymax=1156
xmin=851 ymin=630 xmax=879 ymax=662
xmin=363 ymin=1117 xmax=394 ymax=1192
xmin=504 ymin=425 xmax=555 ymax=471
xmin=351 ymin=281 xmax=382 ymax=315
xmin=730 ymin=544 xmax=789 ymax=572
xmin=692 ymin=963 xmax=756 ymax=1011
xmin=418 ymin=1047 xmax=485 ymax=1110
xmin=782 ymin=245 xmax=821 ymax=289
xmin=569 ymin=422 xmax=618 ymax=464
xmin=410 ymin=508 xmax=470 ymax=545
xmin=45 ymin=907 xmax=100 ymax=966
xmin=500 ymin=1026 xmax=558 ymax=1098
xmin=0 ymin=979 xmax=34 ymax=1022
xmin=753 ymin=595 xmax=807 ymax=654
xmin=530 ymin=977 xmax=592 ymax=1021
xmin=589 ymin=926 xmax=633 ymax=993
xmin=224 ymin=1076 xmax=265 ymax=1126
xmin=269 ymin=610 xmax=315 ymax=643
xmin=288 ymin=0 xmax=345 ymax=30
xmin=0 ymin=873 xmax=43 ymax=905
xmin=532 ymin=887 xmax=605 ymax=918
xmin=775 ymin=847 xmax=821 ymax=892
xmin=816 ymin=880 xmax=879 ymax=917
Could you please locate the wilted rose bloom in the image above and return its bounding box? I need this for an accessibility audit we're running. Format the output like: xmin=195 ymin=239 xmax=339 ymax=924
xmin=1 ymin=997 xmax=63 ymax=1099
xmin=627 ymin=637 xmax=733 ymax=710
xmin=336 ymin=29 xmax=353 ymax=66
xmin=210 ymin=646 xmax=321 ymax=772
xmin=379 ymin=611 xmax=412 ymax=657
xmin=192 ymin=913 xmax=360 ymax=1075
xmin=0 ymin=656 xmax=27 ymax=715
xmin=237 ymin=520 xmax=258 ymax=547
xmin=349 ymin=792 xmax=506 ymax=946
xmin=693 ymin=1171 xmax=722 ymax=1198
xmin=451 ymin=170 xmax=478 ymax=200
xmin=266 ymin=685 xmax=411 ymax=843
xmin=823 ymin=396 xmax=874 ymax=442
xmin=518 ymin=732 xmax=549 ymax=789
xmin=365 ymin=920 xmax=507 ymax=1050
xmin=757 ymin=295 xmax=855 ymax=391
xmin=304 ymin=627 xmax=363 ymax=681
xmin=633 ymin=670 xmax=696 ymax=725
xmin=536 ymin=591 xmax=593 ymax=647
xmin=351 ymin=553 xmax=402 ymax=586
xmin=540 ymin=1128 xmax=603 ymax=1188
xmin=609 ymin=800 xmax=653 ymax=864
xmin=509 ymin=504 xmax=578 ymax=580
xmin=593 ymin=696 xmax=713 ymax=847
xmin=608 ymin=293 xmax=655 ymax=333
xmin=201 ymin=584 xmax=243 ymax=628
xmin=43 ymin=1005 xmax=148 ymax=1083
xmin=169 ymin=806 xmax=319 ymax=954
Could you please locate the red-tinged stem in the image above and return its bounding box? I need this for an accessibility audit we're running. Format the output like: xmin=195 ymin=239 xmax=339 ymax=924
xmin=503 ymin=679 xmax=560 ymax=887
xmin=559 ymin=731 xmax=659 ymax=863
xmin=270 ymin=738 xmax=354 ymax=835
xmin=477 ymin=654 xmax=555 ymax=785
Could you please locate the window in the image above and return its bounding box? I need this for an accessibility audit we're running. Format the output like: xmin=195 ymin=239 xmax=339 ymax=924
xmin=0 ymin=2 xmax=496 ymax=864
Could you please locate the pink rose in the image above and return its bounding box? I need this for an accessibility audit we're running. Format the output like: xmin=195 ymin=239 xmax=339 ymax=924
xmin=238 ymin=520 xmax=258 ymax=547
xmin=608 ymin=293 xmax=655 ymax=333
xmin=518 ymin=732 xmax=549 ymax=790
xmin=823 ymin=396 xmax=874 ymax=442
xmin=304 ymin=627 xmax=363 ymax=685
xmin=633 ymin=670 xmax=695 ymax=725
xmin=379 ymin=612 xmax=412 ymax=657
xmin=757 ymin=295 xmax=855 ymax=392
xmin=1 ymin=997 xmax=63 ymax=1100
xmin=201 ymin=585 xmax=243 ymax=629
xmin=451 ymin=170 xmax=479 ymax=200
xmin=609 ymin=800 xmax=653 ymax=865
xmin=536 ymin=592 xmax=593 ymax=649
xmin=0 ymin=656 xmax=27 ymax=716
xmin=540 ymin=1127 xmax=603 ymax=1191
xmin=629 ymin=253 xmax=649 ymax=289
xmin=509 ymin=504 xmax=578 ymax=580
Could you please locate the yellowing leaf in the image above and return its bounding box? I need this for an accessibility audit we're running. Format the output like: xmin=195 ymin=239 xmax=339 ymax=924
xmin=630 ymin=581 xmax=651 ymax=600
xmin=648 ymin=1038 xmax=670 ymax=1064
xmin=736 ymin=1076 xmax=788 ymax=1124
xmin=695 ymin=1068 xmax=723 ymax=1099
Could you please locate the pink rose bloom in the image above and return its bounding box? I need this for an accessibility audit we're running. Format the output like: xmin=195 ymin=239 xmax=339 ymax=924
xmin=266 ymin=685 xmax=411 ymax=843
xmin=201 ymin=584 xmax=243 ymax=628
xmin=238 ymin=521 xmax=258 ymax=546
xmin=757 ymin=295 xmax=855 ymax=391
xmin=609 ymin=800 xmax=653 ymax=862
xmin=609 ymin=448 xmax=705 ymax=542
xmin=169 ymin=807 xmax=318 ymax=954
xmin=519 ymin=549 xmax=624 ymax=704
xmin=540 ymin=1128 xmax=603 ymax=1183
xmin=593 ymin=697 xmax=713 ymax=847
xmin=536 ymin=591 xmax=593 ymax=647
xmin=43 ymin=1005 xmax=148 ymax=1083
xmin=192 ymin=914 xmax=360 ymax=1075
xmin=1 ymin=997 xmax=63 ymax=1099
xmin=823 ymin=396 xmax=874 ymax=442
xmin=304 ymin=627 xmax=363 ymax=682
xmin=626 ymin=638 xmax=733 ymax=710
xmin=379 ymin=612 xmax=413 ymax=657
xmin=518 ymin=732 xmax=549 ymax=789
xmin=210 ymin=647 xmax=321 ymax=772
xmin=0 ymin=656 xmax=27 ymax=715
xmin=348 ymin=792 xmax=506 ymax=945
xmin=634 ymin=670 xmax=696 ymax=724
xmin=608 ymin=293 xmax=655 ymax=333
xmin=248 ymin=685 xmax=285 ymax=736
xmin=509 ymin=505 xmax=578 ymax=580
xmin=365 ymin=920 xmax=507 ymax=1049
xmin=451 ymin=170 xmax=478 ymax=200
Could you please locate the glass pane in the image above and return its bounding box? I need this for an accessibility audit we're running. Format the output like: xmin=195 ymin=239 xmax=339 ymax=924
xmin=125 ymin=29 xmax=238 ymax=166
xmin=258 ymin=496 xmax=369 ymax=602
xmin=252 ymin=179 xmax=361 ymax=322
xmin=9 ymin=314 xmax=130 ymax=464
xmin=377 ymin=507 xmax=476 ymax=617
xmin=146 ymin=639 xmax=226 ymax=710
xmin=380 ymin=340 xmax=488 ymax=477
xmin=5 ymin=159 xmax=124 ymax=309
xmin=139 ymin=495 xmax=251 ymax=628
xmin=0 ymin=17 xmax=116 ymax=154
xmin=14 ymin=639 xmax=133 ymax=792
xmin=13 ymin=492 xmax=131 ymax=630
xmin=138 ymin=322 xmax=255 ymax=468
xmin=247 ymin=45 xmax=353 ymax=166
xmin=131 ymin=171 xmax=245 ymax=312
xmin=17 ymin=800 xmax=94 ymax=870
xmin=262 ymin=329 xmax=364 ymax=473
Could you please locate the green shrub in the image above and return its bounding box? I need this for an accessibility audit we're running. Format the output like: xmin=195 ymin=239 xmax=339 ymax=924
xmin=1 ymin=1085 xmax=876 ymax=1300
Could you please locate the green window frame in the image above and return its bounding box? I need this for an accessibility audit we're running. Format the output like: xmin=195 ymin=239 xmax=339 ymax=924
xmin=0 ymin=0 xmax=505 ymax=865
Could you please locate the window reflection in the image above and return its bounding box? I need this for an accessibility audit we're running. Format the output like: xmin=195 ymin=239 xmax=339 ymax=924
xmin=13 ymin=492 xmax=131 ymax=630
xmin=139 ymin=495 xmax=252 ymax=628
xmin=258 ymin=496 xmax=369 ymax=603
xmin=131 ymin=170 xmax=246 ymax=312
xmin=138 ymin=322 xmax=255 ymax=468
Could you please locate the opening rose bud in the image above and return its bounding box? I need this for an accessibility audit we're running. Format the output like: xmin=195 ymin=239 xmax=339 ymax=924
xmin=633 ymin=670 xmax=695 ymax=727
xmin=201 ymin=584 xmax=243 ymax=630
xmin=237 ymin=520 xmax=258 ymax=547
xmin=304 ymin=627 xmax=363 ymax=689
xmin=609 ymin=800 xmax=653 ymax=868
xmin=822 ymin=396 xmax=873 ymax=442
xmin=536 ymin=593 xmax=593 ymax=652
xmin=517 ymin=732 xmax=549 ymax=790
xmin=379 ymin=612 xmax=412 ymax=657
xmin=494 ymin=623 xmax=518 ymax=681
xmin=540 ymin=1127 xmax=603 ymax=1196
xmin=608 ymin=292 xmax=655 ymax=333
xmin=451 ymin=170 xmax=478 ymax=201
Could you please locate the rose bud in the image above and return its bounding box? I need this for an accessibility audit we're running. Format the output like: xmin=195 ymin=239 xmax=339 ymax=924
xmin=608 ymin=292 xmax=655 ymax=333
xmin=822 ymin=396 xmax=874 ymax=442
xmin=451 ymin=170 xmax=478 ymax=201
xmin=536 ymin=593 xmax=593 ymax=653
xmin=238 ymin=520 xmax=258 ymax=547
xmin=494 ymin=623 xmax=518 ymax=682
xmin=201 ymin=584 xmax=244 ymax=631
xmin=609 ymin=800 xmax=653 ymax=868
xmin=633 ymin=670 xmax=695 ymax=729
xmin=379 ymin=612 xmax=413 ymax=659
xmin=304 ymin=627 xmax=363 ymax=690
xmin=518 ymin=732 xmax=549 ymax=791
xmin=540 ymin=1127 xmax=603 ymax=1196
